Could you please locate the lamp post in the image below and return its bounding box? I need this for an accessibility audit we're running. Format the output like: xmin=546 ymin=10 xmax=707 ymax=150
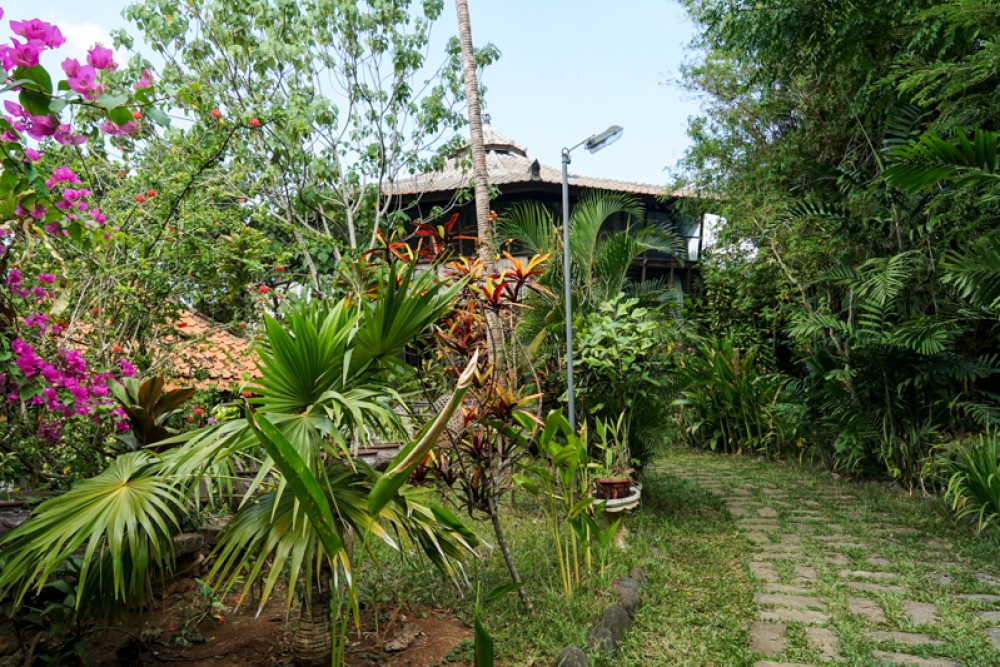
xmin=561 ymin=124 xmax=623 ymax=431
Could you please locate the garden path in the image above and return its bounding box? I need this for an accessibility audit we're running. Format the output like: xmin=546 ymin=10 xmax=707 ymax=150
xmin=659 ymin=453 xmax=1000 ymax=666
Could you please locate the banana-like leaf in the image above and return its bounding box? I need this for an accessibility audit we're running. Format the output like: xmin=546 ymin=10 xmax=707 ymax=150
xmin=369 ymin=351 xmax=478 ymax=516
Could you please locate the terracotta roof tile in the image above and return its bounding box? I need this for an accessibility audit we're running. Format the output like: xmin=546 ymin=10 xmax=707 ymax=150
xmin=157 ymin=311 xmax=260 ymax=391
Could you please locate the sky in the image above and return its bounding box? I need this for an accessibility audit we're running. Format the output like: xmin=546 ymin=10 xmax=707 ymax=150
xmin=5 ymin=0 xmax=702 ymax=186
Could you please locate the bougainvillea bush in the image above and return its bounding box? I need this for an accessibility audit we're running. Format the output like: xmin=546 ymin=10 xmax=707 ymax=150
xmin=0 ymin=8 xmax=167 ymax=486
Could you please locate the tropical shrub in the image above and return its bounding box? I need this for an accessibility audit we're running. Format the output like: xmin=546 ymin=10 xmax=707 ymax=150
xmin=574 ymin=294 xmax=680 ymax=468
xmin=674 ymin=335 xmax=804 ymax=457
xmin=941 ymin=433 xmax=1000 ymax=533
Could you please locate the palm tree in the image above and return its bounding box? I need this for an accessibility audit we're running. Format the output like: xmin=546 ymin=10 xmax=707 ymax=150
xmin=0 ymin=265 xmax=480 ymax=666
xmin=497 ymin=191 xmax=684 ymax=351
xmin=454 ymin=0 xmax=493 ymax=266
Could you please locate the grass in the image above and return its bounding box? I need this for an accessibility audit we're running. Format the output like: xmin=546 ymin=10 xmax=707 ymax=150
xmin=357 ymin=445 xmax=1000 ymax=665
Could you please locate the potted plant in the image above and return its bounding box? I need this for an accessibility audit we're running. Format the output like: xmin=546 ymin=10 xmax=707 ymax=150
xmin=591 ymin=413 xmax=634 ymax=500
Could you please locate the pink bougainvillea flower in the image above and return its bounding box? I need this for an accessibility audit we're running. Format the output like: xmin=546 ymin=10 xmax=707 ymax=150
xmin=10 ymin=19 xmax=65 ymax=48
xmin=37 ymin=273 xmax=55 ymax=285
xmin=86 ymin=44 xmax=117 ymax=71
xmin=4 ymin=100 xmax=26 ymax=118
xmin=23 ymin=147 xmax=41 ymax=161
xmin=64 ymin=61 xmax=97 ymax=97
xmin=100 ymin=119 xmax=138 ymax=137
xmin=134 ymin=68 xmax=153 ymax=90
xmin=27 ymin=114 xmax=58 ymax=139
xmin=54 ymin=124 xmax=86 ymax=146
xmin=2 ymin=39 xmax=45 ymax=68
xmin=61 ymin=57 xmax=79 ymax=77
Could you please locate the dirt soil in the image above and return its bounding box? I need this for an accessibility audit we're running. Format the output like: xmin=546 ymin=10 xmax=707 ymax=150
xmin=80 ymin=583 xmax=471 ymax=667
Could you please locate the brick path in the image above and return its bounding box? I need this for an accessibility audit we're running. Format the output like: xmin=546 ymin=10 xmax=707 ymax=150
xmin=668 ymin=460 xmax=1000 ymax=666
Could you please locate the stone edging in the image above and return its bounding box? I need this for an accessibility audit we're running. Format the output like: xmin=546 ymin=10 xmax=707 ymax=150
xmin=551 ymin=567 xmax=646 ymax=667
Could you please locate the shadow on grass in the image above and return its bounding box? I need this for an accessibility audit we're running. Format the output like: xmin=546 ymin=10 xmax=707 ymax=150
xmin=638 ymin=468 xmax=731 ymax=526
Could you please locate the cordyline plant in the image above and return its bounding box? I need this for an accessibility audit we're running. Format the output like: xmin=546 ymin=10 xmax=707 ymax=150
xmin=369 ymin=214 xmax=550 ymax=613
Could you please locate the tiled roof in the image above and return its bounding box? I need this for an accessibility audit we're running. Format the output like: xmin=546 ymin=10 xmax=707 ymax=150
xmin=156 ymin=311 xmax=260 ymax=391
xmin=386 ymin=123 xmax=681 ymax=198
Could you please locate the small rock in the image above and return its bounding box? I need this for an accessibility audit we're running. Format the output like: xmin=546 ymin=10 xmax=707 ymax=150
xmin=172 ymin=532 xmax=204 ymax=556
xmin=586 ymin=626 xmax=615 ymax=656
xmin=0 ymin=624 xmax=19 ymax=657
xmin=552 ymin=646 xmax=589 ymax=667
xmin=629 ymin=567 xmax=647 ymax=585
xmin=617 ymin=587 xmax=642 ymax=615
xmin=384 ymin=622 xmax=422 ymax=652
xmin=600 ymin=605 xmax=632 ymax=642
xmin=613 ymin=576 xmax=641 ymax=592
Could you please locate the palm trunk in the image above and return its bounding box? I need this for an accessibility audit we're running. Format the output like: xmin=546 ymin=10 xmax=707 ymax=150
xmin=454 ymin=0 xmax=504 ymax=359
xmin=293 ymin=569 xmax=332 ymax=667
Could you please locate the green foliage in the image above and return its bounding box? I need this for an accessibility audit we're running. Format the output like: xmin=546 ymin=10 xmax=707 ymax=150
xmin=941 ymin=433 xmax=1000 ymax=533
xmin=574 ymin=295 xmax=681 ymax=468
xmin=674 ymin=336 xmax=803 ymax=457
xmin=675 ymin=0 xmax=1000 ymax=483
xmin=111 ymin=377 xmax=197 ymax=451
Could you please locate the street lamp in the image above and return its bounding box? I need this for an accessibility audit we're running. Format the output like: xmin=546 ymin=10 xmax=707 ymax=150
xmin=561 ymin=124 xmax=623 ymax=431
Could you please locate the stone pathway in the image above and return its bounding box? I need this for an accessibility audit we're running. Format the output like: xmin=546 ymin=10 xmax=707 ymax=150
xmin=668 ymin=460 xmax=1000 ymax=666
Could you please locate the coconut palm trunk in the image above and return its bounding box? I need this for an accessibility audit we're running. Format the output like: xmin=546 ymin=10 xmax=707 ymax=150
xmin=454 ymin=0 xmax=505 ymax=359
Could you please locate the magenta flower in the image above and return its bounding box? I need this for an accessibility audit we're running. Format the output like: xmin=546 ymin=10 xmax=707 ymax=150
xmin=10 ymin=19 xmax=65 ymax=48
xmin=4 ymin=100 xmax=26 ymax=118
xmin=86 ymin=44 xmax=117 ymax=71
xmin=61 ymin=57 xmax=79 ymax=77
xmin=27 ymin=114 xmax=58 ymax=139
xmin=54 ymin=124 xmax=86 ymax=146
xmin=1 ymin=39 xmax=45 ymax=68
xmin=23 ymin=147 xmax=41 ymax=161
xmin=66 ymin=63 xmax=97 ymax=98
xmin=134 ymin=68 xmax=153 ymax=90
xmin=100 ymin=119 xmax=138 ymax=137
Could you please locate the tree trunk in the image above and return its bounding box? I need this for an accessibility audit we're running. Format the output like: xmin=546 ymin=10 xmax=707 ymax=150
xmin=293 ymin=570 xmax=332 ymax=667
xmin=488 ymin=489 xmax=533 ymax=614
xmin=454 ymin=0 xmax=504 ymax=359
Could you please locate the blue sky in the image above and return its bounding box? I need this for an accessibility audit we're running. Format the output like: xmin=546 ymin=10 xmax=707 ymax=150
xmin=5 ymin=0 xmax=701 ymax=185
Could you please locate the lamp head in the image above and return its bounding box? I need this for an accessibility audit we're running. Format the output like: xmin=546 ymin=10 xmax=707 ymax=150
xmin=585 ymin=125 xmax=623 ymax=153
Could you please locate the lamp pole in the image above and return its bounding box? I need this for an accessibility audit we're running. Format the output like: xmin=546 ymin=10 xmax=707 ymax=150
xmin=561 ymin=125 xmax=623 ymax=431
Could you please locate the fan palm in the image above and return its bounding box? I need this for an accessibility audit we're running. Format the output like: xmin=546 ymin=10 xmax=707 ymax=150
xmin=496 ymin=192 xmax=683 ymax=350
xmin=0 ymin=263 xmax=480 ymax=666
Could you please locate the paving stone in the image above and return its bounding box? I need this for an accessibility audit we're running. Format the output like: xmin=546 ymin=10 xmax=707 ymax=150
xmin=845 ymin=582 xmax=910 ymax=594
xmin=847 ymin=596 xmax=886 ymax=623
xmin=824 ymin=523 xmax=846 ymax=532
xmin=749 ymin=621 xmax=786 ymax=656
xmin=985 ymin=628 xmax=1000 ymax=650
xmin=926 ymin=573 xmax=953 ymax=587
xmin=804 ymin=626 xmax=840 ymax=660
xmin=902 ymin=601 xmax=940 ymax=625
xmin=815 ymin=534 xmax=855 ymax=542
xmin=868 ymin=556 xmax=893 ymax=567
xmin=839 ymin=570 xmax=898 ymax=581
xmin=729 ymin=505 xmax=751 ymax=517
xmin=759 ymin=543 xmax=803 ymax=554
xmin=779 ymin=533 xmax=801 ymax=543
xmin=750 ymin=562 xmax=780 ymax=582
xmin=869 ymin=631 xmax=944 ymax=646
xmin=790 ymin=523 xmax=816 ymax=533
xmin=975 ymin=611 xmax=1000 ymax=622
xmin=761 ymin=583 xmax=815 ymax=595
xmin=825 ymin=541 xmax=870 ymax=550
xmin=954 ymin=593 xmax=1000 ymax=604
xmin=746 ymin=532 xmax=771 ymax=544
xmin=754 ymin=552 xmax=803 ymax=561
xmin=975 ymin=573 xmax=1000 ymax=588
xmin=753 ymin=662 xmax=814 ymax=667
xmin=758 ymin=608 xmax=830 ymax=625
xmin=793 ymin=565 xmax=819 ymax=582
xmin=869 ymin=651 xmax=957 ymax=666
xmin=826 ymin=554 xmax=850 ymax=566
xmin=754 ymin=593 xmax=827 ymax=610
xmin=758 ymin=507 xmax=779 ymax=518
